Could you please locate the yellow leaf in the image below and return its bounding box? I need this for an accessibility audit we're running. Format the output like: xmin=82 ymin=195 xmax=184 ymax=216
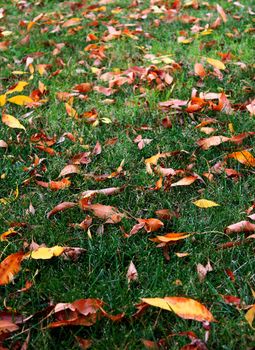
xmin=2 ymin=114 xmax=26 ymax=130
xmin=12 ymin=71 xmax=27 ymax=75
xmin=206 ymin=57 xmax=226 ymax=70
xmin=193 ymin=199 xmax=220 ymax=208
xmin=245 ymin=304 xmax=255 ymax=329
xmin=0 ymin=94 xmax=6 ymax=106
xmin=142 ymin=296 xmax=215 ymax=322
xmin=7 ymin=95 xmax=33 ymax=105
xmin=6 ymin=81 xmax=29 ymax=95
xmin=30 ymin=246 xmax=64 ymax=260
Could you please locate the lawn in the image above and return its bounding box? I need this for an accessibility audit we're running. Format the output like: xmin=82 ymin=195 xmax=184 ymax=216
xmin=0 ymin=0 xmax=255 ymax=349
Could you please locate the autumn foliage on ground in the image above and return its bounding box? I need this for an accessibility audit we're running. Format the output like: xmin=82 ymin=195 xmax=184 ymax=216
xmin=0 ymin=0 xmax=255 ymax=348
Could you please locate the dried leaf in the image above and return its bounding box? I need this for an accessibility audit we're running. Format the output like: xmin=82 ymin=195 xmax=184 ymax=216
xmin=75 ymin=337 xmax=92 ymax=349
xmin=151 ymin=232 xmax=190 ymax=243
xmin=0 ymin=252 xmax=25 ymax=285
xmin=197 ymin=261 xmax=213 ymax=282
xmin=245 ymin=304 xmax=255 ymax=329
xmin=141 ymin=297 xmax=215 ymax=322
xmin=193 ymin=199 xmax=220 ymax=208
xmin=47 ymin=202 xmax=77 ymax=219
xmin=225 ymin=220 xmax=255 ymax=234
xmin=197 ymin=136 xmax=229 ymax=150
xmin=206 ymin=57 xmax=226 ymax=70
xmin=137 ymin=218 xmax=164 ymax=232
xmin=2 ymin=113 xmax=26 ymax=130
xmin=171 ymin=176 xmax=198 ymax=187
xmin=227 ymin=150 xmax=255 ymax=167
xmin=59 ymin=164 xmax=79 ymax=177
xmin=127 ymin=261 xmax=138 ymax=283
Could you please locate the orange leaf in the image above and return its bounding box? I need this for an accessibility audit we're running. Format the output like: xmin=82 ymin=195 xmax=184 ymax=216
xmin=227 ymin=150 xmax=255 ymax=167
xmin=194 ymin=63 xmax=206 ymax=78
xmin=49 ymin=178 xmax=71 ymax=190
xmin=137 ymin=218 xmax=164 ymax=232
xmin=151 ymin=232 xmax=190 ymax=243
xmin=0 ymin=252 xmax=25 ymax=285
xmin=141 ymin=296 xmax=215 ymax=322
xmin=0 ymin=320 xmax=19 ymax=335
xmin=73 ymin=83 xmax=92 ymax=93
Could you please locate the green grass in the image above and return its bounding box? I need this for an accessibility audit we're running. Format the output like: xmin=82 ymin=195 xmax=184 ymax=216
xmin=0 ymin=0 xmax=255 ymax=348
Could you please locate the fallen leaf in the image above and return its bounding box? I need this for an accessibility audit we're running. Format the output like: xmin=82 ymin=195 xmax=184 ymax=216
xmin=227 ymin=150 xmax=255 ymax=167
xmin=7 ymin=95 xmax=33 ymax=105
xmin=29 ymin=246 xmax=65 ymax=259
xmin=216 ymin=4 xmax=227 ymax=23
xmin=151 ymin=232 xmax=190 ymax=243
xmin=2 ymin=113 xmax=26 ymax=130
xmin=6 ymin=81 xmax=29 ymax=95
xmin=47 ymin=202 xmax=77 ymax=219
xmin=127 ymin=261 xmax=138 ymax=283
xmin=80 ymin=203 xmax=124 ymax=223
xmin=59 ymin=164 xmax=79 ymax=177
xmin=193 ymin=199 xmax=220 ymax=208
xmin=141 ymin=297 xmax=215 ymax=322
xmin=171 ymin=176 xmax=198 ymax=187
xmin=194 ymin=63 xmax=206 ymax=78
xmin=206 ymin=57 xmax=226 ymax=70
xmin=197 ymin=136 xmax=230 ymax=150
xmin=245 ymin=304 xmax=255 ymax=329
xmin=0 ymin=228 xmax=17 ymax=241
xmin=137 ymin=218 xmax=164 ymax=232
xmin=0 ymin=252 xmax=25 ymax=285
xmin=75 ymin=337 xmax=92 ymax=349
xmin=0 ymin=320 xmax=19 ymax=336
xmin=225 ymin=220 xmax=255 ymax=234
xmin=197 ymin=261 xmax=213 ymax=282
xmin=220 ymin=295 xmax=241 ymax=306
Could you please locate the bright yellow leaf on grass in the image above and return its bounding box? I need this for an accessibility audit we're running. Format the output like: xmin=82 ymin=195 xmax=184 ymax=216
xmin=142 ymin=296 xmax=215 ymax=322
xmin=2 ymin=114 xmax=26 ymax=130
xmin=7 ymin=95 xmax=33 ymax=105
xmin=6 ymin=81 xmax=29 ymax=95
xmin=0 ymin=94 xmax=6 ymax=106
xmin=193 ymin=199 xmax=220 ymax=208
xmin=206 ymin=57 xmax=226 ymax=70
xmin=30 ymin=246 xmax=65 ymax=260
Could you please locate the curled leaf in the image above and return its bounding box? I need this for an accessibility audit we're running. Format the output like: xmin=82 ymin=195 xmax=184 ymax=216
xmin=47 ymin=202 xmax=77 ymax=219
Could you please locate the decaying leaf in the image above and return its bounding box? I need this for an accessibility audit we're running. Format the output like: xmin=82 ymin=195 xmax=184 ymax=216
xmin=141 ymin=296 xmax=215 ymax=322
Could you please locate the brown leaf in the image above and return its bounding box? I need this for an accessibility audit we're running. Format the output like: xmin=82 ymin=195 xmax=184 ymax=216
xmin=197 ymin=135 xmax=230 ymax=150
xmin=47 ymin=202 xmax=77 ymax=219
xmin=59 ymin=164 xmax=79 ymax=177
xmin=80 ymin=203 xmax=124 ymax=223
xmin=224 ymin=220 xmax=255 ymax=234
xmin=0 ymin=252 xmax=25 ymax=285
xmin=155 ymin=209 xmax=179 ymax=220
xmin=0 ymin=320 xmax=19 ymax=337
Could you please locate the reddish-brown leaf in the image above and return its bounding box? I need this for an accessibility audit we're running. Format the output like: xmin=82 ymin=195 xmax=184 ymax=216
xmin=47 ymin=202 xmax=77 ymax=219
